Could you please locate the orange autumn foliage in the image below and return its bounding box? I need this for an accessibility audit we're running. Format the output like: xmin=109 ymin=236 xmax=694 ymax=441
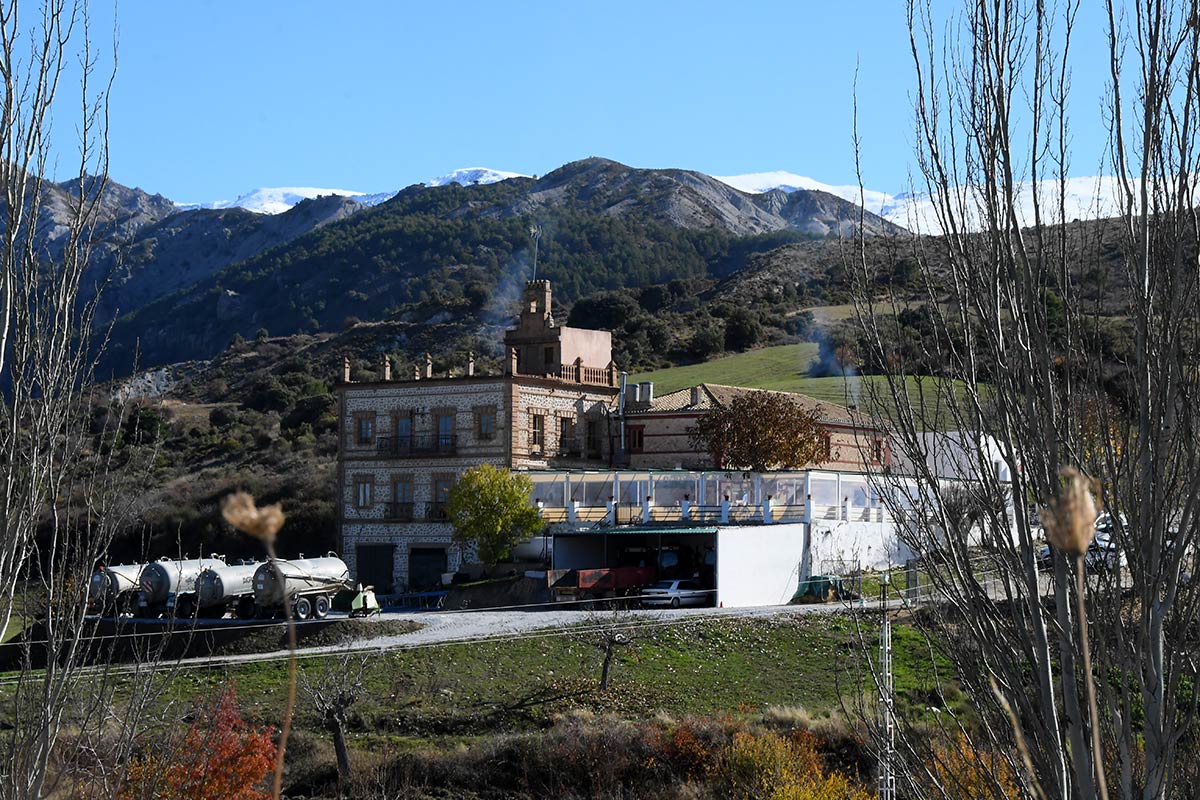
xmin=928 ymin=733 xmax=1021 ymax=800
xmin=120 ymin=688 xmax=276 ymax=800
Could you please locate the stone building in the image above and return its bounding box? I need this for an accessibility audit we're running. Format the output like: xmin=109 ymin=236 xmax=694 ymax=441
xmin=336 ymin=280 xmax=894 ymax=595
xmin=335 ymin=280 xmax=620 ymax=593
xmin=622 ymin=383 xmax=890 ymax=472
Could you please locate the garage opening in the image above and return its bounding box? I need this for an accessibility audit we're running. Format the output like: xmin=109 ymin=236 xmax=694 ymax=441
xmin=549 ymin=528 xmax=717 ymax=605
xmin=409 ymin=547 xmax=448 ymax=591
xmin=356 ymin=543 xmax=395 ymax=594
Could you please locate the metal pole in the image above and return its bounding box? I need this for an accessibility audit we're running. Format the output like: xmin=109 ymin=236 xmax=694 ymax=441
xmin=879 ymin=572 xmax=895 ymax=800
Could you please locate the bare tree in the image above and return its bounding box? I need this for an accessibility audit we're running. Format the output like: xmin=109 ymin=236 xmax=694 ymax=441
xmin=848 ymin=1 xmax=1200 ymax=798
xmin=299 ymin=653 xmax=369 ymax=789
xmin=0 ymin=1 xmax=180 ymax=796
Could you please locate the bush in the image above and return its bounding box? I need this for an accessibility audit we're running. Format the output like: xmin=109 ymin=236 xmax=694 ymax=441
xmin=689 ymin=322 xmax=725 ymax=360
xmin=718 ymin=730 xmax=872 ymax=800
xmin=282 ymin=394 xmax=334 ymax=431
xmin=120 ymin=688 xmax=276 ymax=800
xmin=567 ymin=291 xmax=640 ymax=330
xmin=209 ymin=406 xmax=237 ymax=429
xmin=245 ymin=378 xmax=294 ymax=413
xmin=724 ymin=308 xmax=762 ymax=351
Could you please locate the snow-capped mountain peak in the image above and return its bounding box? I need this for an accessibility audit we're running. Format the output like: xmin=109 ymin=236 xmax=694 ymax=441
xmin=178 ymin=167 xmax=527 ymax=215
xmin=716 ymin=169 xmax=1126 ymax=234
xmin=178 ymin=187 xmax=368 ymax=215
xmin=426 ymin=167 xmax=529 ymax=187
xmin=714 ymin=171 xmax=895 ymax=218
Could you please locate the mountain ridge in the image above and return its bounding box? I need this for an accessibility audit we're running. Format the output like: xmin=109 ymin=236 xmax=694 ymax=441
xmin=95 ymin=157 xmax=901 ymax=376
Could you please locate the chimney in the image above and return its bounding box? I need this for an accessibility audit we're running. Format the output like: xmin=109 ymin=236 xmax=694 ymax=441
xmin=423 ymin=353 xmax=433 ymax=379
xmin=507 ymin=346 xmax=518 ymax=376
xmin=412 ymin=364 xmax=421 ymax=380
xmin=467 ymin=351 xmax=476 ymax=377
xmin=630 ymin=384 xmax=642 ymax=404
xmin=639 ymin=381 xmax=653 ymax=405
xmin=690 ymin=386 xmax=701 ymax=406
xmin=341 ymin=355 xmax=351 ymax=384
xmin=382 ymin=355 xmax=392 ymax=381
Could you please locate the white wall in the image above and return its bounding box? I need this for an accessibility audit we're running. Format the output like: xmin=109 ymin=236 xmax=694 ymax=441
xmin=716 ymin=523 xmax=807 ymax=607
xmin=806 ymin=520 xmax=916 ymax=574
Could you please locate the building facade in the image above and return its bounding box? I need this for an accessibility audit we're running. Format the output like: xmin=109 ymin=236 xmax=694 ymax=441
xmin=622 ymin=383 xmax=890 ymax=472
xmin=336 ymin=280 xmax=620 ymax=593
xmin=336 ymin=280 xmax=894 ymax=595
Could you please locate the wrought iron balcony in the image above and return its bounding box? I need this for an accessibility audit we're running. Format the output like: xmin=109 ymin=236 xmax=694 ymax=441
xmin=376 ymin=434 xmax=458 ymax=457
xmin=383 ymin=502 xmax=414 ymax=521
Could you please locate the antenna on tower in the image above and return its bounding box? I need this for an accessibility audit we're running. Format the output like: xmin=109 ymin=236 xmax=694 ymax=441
xmin=529 ymin=223 xmax=541 ymax=280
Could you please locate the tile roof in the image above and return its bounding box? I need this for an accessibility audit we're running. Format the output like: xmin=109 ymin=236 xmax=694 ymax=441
xmin=627 ymin=383 xmax=857 ymax=424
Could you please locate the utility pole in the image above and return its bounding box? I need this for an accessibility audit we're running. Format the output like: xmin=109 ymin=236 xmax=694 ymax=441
xmin=879 ymin=571 xmax=896 ymax=800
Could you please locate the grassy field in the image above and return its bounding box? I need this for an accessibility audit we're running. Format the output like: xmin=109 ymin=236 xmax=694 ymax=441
xmin=24 ymin=612 xmax=963 ymax=796
xmin=631 ymin=343 xmax=822 ymax=396
xmin=632 ymin=344 xmax=970 ymax=424
xmin=168 ymin=612 xmax=960 ymax=739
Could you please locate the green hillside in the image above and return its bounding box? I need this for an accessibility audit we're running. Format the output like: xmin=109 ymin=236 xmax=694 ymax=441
xmin=633 ymin=343 xmax=970 ymax=424
xmin=633 ymin=343 xmax=828 ymax=396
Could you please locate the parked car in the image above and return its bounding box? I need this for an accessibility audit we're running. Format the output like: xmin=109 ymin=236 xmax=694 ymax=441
xmin=641 ymin=579 xmax=710 ymax=609
xmin=1038 ymin=513 xmax=1127 ymax=571
xmin=1083 ymin=535 xmax=1126 ymax=571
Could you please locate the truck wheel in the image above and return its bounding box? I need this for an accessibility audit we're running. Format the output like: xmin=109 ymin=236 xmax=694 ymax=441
xmin=294 ymin=596 xmax=313 ymax=620
xmin=235 ymin=596 xmax=256 ymax=620
xmin=314 ymin=595 xmax=330 ymax=619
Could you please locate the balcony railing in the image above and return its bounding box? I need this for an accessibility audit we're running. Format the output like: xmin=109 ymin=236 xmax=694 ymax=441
xmin=383 ymin=502 xmax=414 ymax=521
xmin=376 ymin=434 xmax=457 ymax=457
xmin=376 ymin=501 xmax=451 ymax=522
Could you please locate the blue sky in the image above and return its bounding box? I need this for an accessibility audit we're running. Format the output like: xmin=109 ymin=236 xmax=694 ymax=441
xmin=67 ymin=1 xmax=1112 ymax=202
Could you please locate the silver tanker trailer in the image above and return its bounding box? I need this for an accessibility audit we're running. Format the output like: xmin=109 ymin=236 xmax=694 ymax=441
xmin=195 ymin=562 xmax=261 ymax=619
xmin=252 ymin=554 xmax=351 ymax=619
xmin=87 ymin=562 xmax=144 ymax=614
xmin=137 ymin=555 xmax=226 ymax=618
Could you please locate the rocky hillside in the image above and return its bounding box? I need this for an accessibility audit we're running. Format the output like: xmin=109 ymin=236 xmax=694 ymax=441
xmin=6 ymin=174 xmax=368 ymax=328
xmin=85 ymin=194 xmax=362 ymax=322
xmin=97 ymin=158 xmax=903 ymax=375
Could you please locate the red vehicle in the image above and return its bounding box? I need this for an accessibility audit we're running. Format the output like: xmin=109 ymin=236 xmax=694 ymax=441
xmin=547 ymin=565 xmax=657 ymax=603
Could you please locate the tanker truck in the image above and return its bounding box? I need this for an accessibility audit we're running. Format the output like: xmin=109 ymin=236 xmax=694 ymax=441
xmin=137 ymin=555 xmax=226 ymax=618
xmin=88 ymin=562 xmax=144 ymax=614
xmin=195 ymin=561 xmax=262 ymax=619
xmin=252 ymin=554 xmax=351 ymax=619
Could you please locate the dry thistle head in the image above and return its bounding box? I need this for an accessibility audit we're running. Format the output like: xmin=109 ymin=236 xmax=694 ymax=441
xmin=221 ymin=491 xmax=284 ymax=546
xmin=1041 ymin=466 xmax=1098 ymax=556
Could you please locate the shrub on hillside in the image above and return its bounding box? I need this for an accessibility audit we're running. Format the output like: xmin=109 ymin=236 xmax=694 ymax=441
xmin=723 ymin=308 xmax=763 ymax=351
xmin=567 ymin=291 xmax=640 ymax=330
xmin=245 ymin=377 xmax=294 ymax=413
xmin=689 ymin=322 xmax=726 ymax=360
xmin=120 ymin=688 xmax=276 ymax=800
xmin=718 ymin=729 xmax=872 ymax=800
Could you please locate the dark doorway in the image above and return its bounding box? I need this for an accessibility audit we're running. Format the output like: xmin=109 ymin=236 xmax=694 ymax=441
xmin=356 ymin=543 xmax=395 ymax=594
xmin=409 ymin=547 xmax=448 ymax=591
